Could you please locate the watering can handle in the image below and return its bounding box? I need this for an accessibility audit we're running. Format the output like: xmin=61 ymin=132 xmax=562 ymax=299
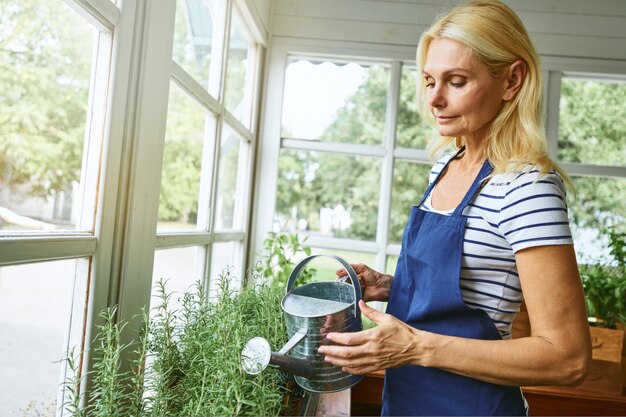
xmin=286 ymin=254 xmax=363 ymax=318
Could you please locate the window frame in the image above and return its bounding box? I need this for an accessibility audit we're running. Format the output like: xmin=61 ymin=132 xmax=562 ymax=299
xmin=0 ymin=0 xmax=266 ymax=414
xmin=251 ymin=41 xmax=626 ymax=279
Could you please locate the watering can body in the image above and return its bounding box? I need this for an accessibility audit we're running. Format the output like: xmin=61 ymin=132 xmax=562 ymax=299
xmin=242 ymin=254 xmax=364 ymax=393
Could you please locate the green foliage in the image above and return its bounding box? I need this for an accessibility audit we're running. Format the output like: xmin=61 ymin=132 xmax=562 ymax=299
xmin=259 ymin=232 xmax=315 ymax=288
xmin=580 ymin=227 xmax=626 ymax=328
xmin=559 ymin=80 xmax=626 ymax=231
xmin=0 ymin=1 xmax=91 ymax=198
xmin=89 ymin=307 xmax=131 ymax=417
xmin=63 ymin=271 xmax=299 ymax=416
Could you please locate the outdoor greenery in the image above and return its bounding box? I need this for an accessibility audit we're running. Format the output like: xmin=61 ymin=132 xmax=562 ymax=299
xmin=259 ymin=231 xmax=315 ymax=288
xmin=0 ymin=1 xmax=91 ymax=201
xmin=580 ymin=227 xmax=626 ymax=329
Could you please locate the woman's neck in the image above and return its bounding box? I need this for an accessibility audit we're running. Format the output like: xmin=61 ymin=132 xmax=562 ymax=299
xmin=457 ymin=137 xmax=487 ymax=168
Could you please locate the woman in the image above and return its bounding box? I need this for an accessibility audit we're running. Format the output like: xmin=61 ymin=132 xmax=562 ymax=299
xmin=317 ymin=1 xmax=591 ymax=415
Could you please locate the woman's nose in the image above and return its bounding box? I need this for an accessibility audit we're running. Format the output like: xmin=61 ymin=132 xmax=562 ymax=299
xmin=427 ymin=85 xmax=446 ymax=108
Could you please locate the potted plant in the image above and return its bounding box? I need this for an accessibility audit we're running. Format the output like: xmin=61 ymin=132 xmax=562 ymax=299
xmin=63 ymin=232 xmax=313 ymax=417
xmin=580 ymin=226 xmax=626 ymax=330
xmin=578 ymin=226 xmax=625 ymax=395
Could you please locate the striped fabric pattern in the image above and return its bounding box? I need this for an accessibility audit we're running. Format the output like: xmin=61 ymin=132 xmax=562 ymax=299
xmin=420 ymin=153 xmax=573 ymax=338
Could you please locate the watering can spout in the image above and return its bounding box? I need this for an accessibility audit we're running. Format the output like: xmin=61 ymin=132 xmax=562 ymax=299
xmin=241 ymin=332 xmax=316 ymax=379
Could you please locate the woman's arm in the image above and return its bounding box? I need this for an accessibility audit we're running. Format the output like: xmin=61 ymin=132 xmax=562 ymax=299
xmin=320 ymin=244 xmax=592 ymax=387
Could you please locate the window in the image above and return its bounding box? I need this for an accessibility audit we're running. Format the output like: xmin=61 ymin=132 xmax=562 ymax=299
xmin=267 ymin=56 xmax=434 ymax=273
xmin=260 ymin=53 xmax=626 ymax=282
xmin=156 ymin=0 xmax=261 ymax=299
xmin=0 ymin=0 xmax=264 ymax=414
xmin=0 ymin=1 xmax=102 ymax=233
xmin=0 ymin=0 xmax=111 ymax=414
xmin=281 ymin=59 xmax=390 ymax=143
xmin=0 ymin=259 xmax=88 ymax=415
xmin=552 ymin=73 xmax=626 ymax=262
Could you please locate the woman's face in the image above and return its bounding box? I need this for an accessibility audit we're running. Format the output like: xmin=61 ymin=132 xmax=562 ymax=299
xmin=423 ymin=38 xmax=507 ymax=142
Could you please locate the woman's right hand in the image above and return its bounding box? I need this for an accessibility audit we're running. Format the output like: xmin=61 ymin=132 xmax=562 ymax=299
xmin=336 ymin=263 xmax=392 ymax=302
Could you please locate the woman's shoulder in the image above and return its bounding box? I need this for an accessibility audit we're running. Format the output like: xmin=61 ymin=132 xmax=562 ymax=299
xmin=486 ymin=164 xmax=567 ymax=197
xmin=429 ymin=152 xmax=457 ymax=183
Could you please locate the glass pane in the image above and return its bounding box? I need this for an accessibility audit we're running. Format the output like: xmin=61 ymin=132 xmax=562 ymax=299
xmin=301 ymin=248 xmax=376 ymax=282
xmin=0 ymin=1 xmax=99 ymax=232
xmin=396 ymin=67 xmax=438 ymax=149
xmin=282 ymin=59 xmax=390 ymax=143
xmin=388 ymin=161 xmax=431 ymax=244
xmin=215 ymin=125 xmax=247 ymax=230
xmin=569 ymin=176 xmax=626 ymax=264
xmin=0 ymin=258 xmax=85 ymax=416
xmin=558 ymin=77 xmax=626 ymax=167
xmin=158 ymin=82 xmax=214 ymax=231
xmin=224 ymin=9 xmax=254 ymax=127
xmin=173 ymin=0 xmax=216 ymax=91
xmin=152 ymin=246 xmax=206 ymax=313
xmin=276 ymin=149 xmax=381 ymax=240
xmin=209 ymin=241 xmax=243 ymax=296
xmin=386 ymin=255 xmax=399 ymax=275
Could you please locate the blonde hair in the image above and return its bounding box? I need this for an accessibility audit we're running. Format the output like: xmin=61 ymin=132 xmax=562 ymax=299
xmin=416 ymin=0 xmax=570 ymax=184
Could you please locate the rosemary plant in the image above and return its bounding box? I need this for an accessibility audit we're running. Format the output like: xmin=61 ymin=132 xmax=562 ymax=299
xmin=64 ymin=270 xmax=298 ymax=416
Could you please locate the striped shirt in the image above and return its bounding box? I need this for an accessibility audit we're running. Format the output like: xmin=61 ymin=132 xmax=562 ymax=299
xmin=420 ymin=153 xmax=573 ymax=339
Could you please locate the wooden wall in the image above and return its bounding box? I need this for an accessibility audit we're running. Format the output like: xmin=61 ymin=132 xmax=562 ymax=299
xmin=269 ymin=0 xmax=626 ymax=63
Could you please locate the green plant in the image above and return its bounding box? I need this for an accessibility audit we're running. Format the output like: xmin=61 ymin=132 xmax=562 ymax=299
xmin=63 ymin=269 xmax=300 ymax=416
xmin=259 ymin=232 xmax=316 ymax=288
xmin=580 ymin=226 xmax=626 ymax=329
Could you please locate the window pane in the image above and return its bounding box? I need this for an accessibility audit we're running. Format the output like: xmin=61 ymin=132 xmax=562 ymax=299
xmin=282 ymin=59 xmax=390 ymax=144
xmin=152 ymin=246 xmax=206 ymax=313
xmin=224 ymin=8 xmax=255 ymax=127
xmin=158 ymin=82 xmax=214 ymax=231
xmin=569 ymin=176 xmax=625 ymax=263
xmin=396 ymin=67 xmax=438 ymax=149
xmin=0 ymin=258 xmax=86 ymax=416
xmin=276 ymin=149 xmax=381 ymax=240
xmin=388 ymin=161 xmax=431 ymax=244
xmin=173 ymin=0 xmax=216 ymax=91
xmin=209 ymin=240 xmax=244 ymax=296
xmin=386 ymin=255 xmax=399 ymax=275
xmin=302 ymin=248 xmax=376 ymax=282
xmin=558 ymin=77 xmax=626 ymax=167
xmin=0 ymin=1 xmax=99 ymax=232
xmin=215 ymin=125 xmax=247 ymax=230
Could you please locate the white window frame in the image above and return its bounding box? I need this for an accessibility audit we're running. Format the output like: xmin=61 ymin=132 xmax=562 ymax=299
xmin=251 ymin=41 xmax=626 ymax=277
xmin=0 ymin=0 xmax=266 ymax=414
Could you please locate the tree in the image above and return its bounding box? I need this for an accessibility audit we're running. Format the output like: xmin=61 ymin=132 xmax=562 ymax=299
xmin=0 ymin=1 xmax=91 ymax=201
xmin=276 ymin=65 xmax=434 ymax=242
xmin=559 ymin=80 xmax=626 ymax=232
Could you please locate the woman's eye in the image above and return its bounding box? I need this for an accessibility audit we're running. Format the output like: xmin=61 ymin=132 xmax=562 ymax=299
xmin=450 ymin=81 xmax=466 ymax=88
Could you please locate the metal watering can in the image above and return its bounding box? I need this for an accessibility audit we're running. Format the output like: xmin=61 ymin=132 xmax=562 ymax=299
xmin=241 ymin=254 xmax=363 ymax=392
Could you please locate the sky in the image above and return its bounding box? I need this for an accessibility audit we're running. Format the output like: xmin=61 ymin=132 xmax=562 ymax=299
xmin=281 ymin=60 xmax=366 ymax=139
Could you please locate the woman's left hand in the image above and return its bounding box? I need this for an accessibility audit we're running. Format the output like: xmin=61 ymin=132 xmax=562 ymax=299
xmin=318 ymin=300 xmax=425 ymax=375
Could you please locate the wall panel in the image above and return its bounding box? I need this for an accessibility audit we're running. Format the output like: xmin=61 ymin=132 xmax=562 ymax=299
xmin=271 ymin=0 xmax=626 ymax=61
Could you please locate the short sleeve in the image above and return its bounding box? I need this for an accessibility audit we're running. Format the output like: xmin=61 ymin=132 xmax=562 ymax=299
xmin=498 ymin=170 xmax=573 ymax=252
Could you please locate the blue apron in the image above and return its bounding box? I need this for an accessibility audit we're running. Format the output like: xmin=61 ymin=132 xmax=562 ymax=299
xmin=382 ymin=155 xmax=526 ymax=416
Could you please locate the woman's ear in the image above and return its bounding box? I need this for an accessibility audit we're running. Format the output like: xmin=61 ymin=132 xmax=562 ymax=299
xmin=503 ymin=60 xmax=526 ymax=101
